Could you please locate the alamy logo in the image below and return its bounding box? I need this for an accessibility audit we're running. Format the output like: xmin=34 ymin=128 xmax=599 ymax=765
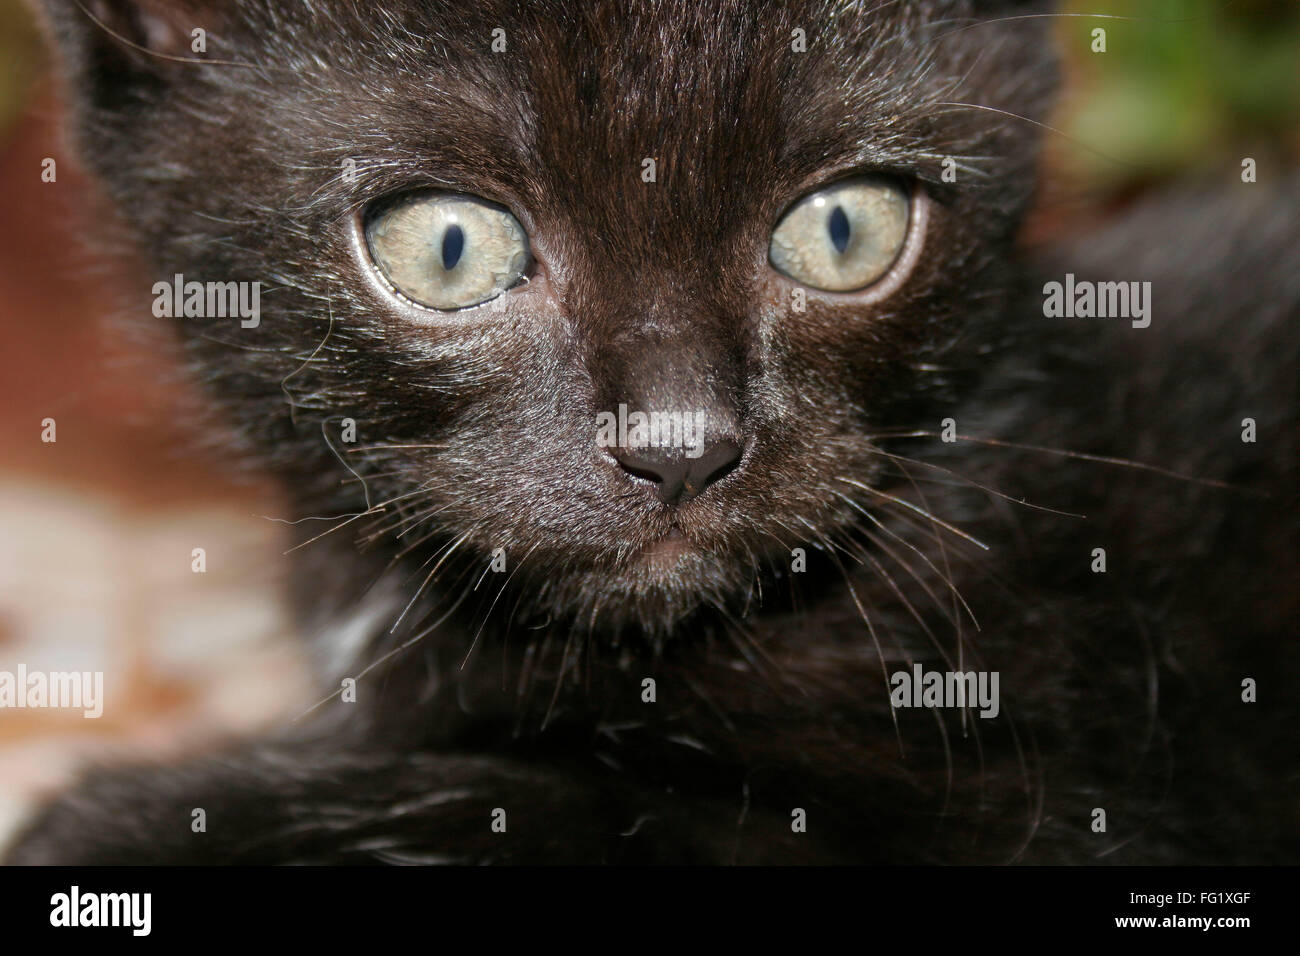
xmin=152 ymin=273 xmax=261 ymax=328
xmin=0 ymin=664 xmax=102 ymax=718
xmin=1042 ymin=273 xmax=1151 ymax=328
xmin=889 ymin=664 xmax=1000 ymax=718
xmin=595 ymin=404 xmax=706 ymax=459
xmin=50 ymin=886 xmax=151 ymax=936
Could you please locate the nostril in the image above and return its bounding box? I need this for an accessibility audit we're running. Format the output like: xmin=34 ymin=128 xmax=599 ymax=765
xmin=683 ymin=439 xmax=742 ymax=501
xmin=609 ymin=440 xmax=742 ymax=505
xmin=696 ymin=440 xmax=742 ymax=485
xmin=610 ymin=451 xmax=672 ymax=486
xmin=609 ymin=448 xmax=688 ymax=504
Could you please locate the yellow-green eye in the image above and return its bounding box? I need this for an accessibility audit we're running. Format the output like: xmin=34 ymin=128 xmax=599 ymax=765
xmin=364 ymin=192 xmax=530 ymax=310
xmin=769 ymin=175 xmax=910 ymax=292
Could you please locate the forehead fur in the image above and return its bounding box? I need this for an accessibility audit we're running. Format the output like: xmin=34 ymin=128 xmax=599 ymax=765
xmin=46 ymin=0 xmax=1055 ymax=227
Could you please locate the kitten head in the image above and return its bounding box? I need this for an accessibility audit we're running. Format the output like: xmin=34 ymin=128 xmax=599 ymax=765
xmin=38 ymin=0 xmax=1057 ymax=637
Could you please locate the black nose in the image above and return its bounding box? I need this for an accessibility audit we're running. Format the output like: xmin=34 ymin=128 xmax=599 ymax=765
xmin=611 ymin=440 xmax=742 ymax=505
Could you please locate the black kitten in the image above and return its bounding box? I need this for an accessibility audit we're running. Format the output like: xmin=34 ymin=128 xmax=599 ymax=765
xmin=8 ymin=0 xmax=1297 ymax=864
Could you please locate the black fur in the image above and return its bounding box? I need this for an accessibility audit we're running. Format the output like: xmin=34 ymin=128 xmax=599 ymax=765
xmin=8 ymin=0 xmax=1297 ymax=864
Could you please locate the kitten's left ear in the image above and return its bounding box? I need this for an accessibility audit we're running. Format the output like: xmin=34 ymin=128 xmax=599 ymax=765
xmin=32 ymin=0 xmax=236 ymax=108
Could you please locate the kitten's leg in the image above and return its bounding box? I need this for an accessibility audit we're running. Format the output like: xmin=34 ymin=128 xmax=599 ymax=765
xmin=3 ymin=734 xmax=817 ymax=864
xmin=3 ymin=738 xmax=655 ymax=864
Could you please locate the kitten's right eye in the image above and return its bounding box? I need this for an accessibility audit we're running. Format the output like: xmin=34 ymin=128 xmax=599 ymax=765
xmin=363 ymin=192 xmax=531 ymax=310
xmin=769 ymin=175 xmax=910 ymax=292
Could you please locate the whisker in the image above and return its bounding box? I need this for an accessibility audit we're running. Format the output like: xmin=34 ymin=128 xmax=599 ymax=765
xmin=868 ymin=446 xmax=1086 ymax=519
xmin=460 ymin=540 xmax=541 ymax=671
xmin=838 ymin=476 xmax=991 ymax=551
xmin=72 ymin=0 xmax=257 ymax=68
xmin=273 ymin=487 xmax=429 ymax=554
xmin=796 ymin=516 xmax=905 ymax=755
xmin=934 ymin=101 xmax=1145 ymax=172
xmin=834 ymin=489 xmax=980 ymax=630
xmin=391 ymin=530 xmax=474 ymax=633
xmin=935 ymin=10 xmax=1218 ymax=44
xmin=345 ymin=444 xmax=453 ymax=452
xmin=869 ymin=430 xmax=1248 ymax=491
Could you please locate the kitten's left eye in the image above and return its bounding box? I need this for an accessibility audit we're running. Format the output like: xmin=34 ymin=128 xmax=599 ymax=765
xmin=768 ymin=175 xmax=910 ymax=292
xmin=363 ymin=192 xmax=530 ymax=310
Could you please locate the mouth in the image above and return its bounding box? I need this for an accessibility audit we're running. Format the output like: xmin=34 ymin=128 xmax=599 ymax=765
xmin=636 ymin=526 xmax=695 ymax=569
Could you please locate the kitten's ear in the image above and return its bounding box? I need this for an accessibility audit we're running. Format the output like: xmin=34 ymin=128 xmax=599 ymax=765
xmin=32 ymin=0 xmax=234 ymax=102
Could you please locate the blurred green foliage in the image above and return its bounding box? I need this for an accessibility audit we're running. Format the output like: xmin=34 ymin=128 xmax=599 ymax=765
xmin=1059 ymin=0 xmax=1300 ymax=189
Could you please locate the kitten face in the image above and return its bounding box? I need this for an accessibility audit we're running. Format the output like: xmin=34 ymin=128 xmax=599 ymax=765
xmin=44 ymin=0 xmax=1055 ymax=635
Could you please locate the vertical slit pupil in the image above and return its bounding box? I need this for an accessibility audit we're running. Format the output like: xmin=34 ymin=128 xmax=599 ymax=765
xmin=441 ymin=224 xmax=465 ymax=271
xmin=828 ymin=205 xmax=851 ymax=254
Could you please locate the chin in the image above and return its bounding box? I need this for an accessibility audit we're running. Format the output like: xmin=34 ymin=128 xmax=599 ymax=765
xmin=512 ymin=538 xmax=754 ymax=641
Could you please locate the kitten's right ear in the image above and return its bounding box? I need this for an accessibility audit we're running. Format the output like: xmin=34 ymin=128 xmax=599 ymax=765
xmin=32 ymin=0 xmax=233 ymax=107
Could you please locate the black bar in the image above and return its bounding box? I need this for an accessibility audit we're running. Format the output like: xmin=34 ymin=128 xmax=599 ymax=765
xmin=0 ymin=865 xmax=1287 ymax=942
